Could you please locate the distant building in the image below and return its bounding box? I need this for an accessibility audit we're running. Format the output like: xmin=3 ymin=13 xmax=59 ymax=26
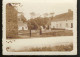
xmin=51 ymin=9 xmax=73 ymax=30
xmin=6 ymin=3 xmax=18 ymax=38
xmin=40 ymin=26 xmax=44 ymax=31
xmin=18 ymin=12 xmax=28 ymax=30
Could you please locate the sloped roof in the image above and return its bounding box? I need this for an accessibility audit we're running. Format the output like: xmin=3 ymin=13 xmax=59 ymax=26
xmin=52 ymin=11 xmax=73 ymax=21
xmin=18 ymin=21 xmax=27 ymax=27
xmin=18 ymin=12 xmax=27 ymax=23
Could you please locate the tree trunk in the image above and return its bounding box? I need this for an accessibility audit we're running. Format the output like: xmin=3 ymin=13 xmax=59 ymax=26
xmin=30 ymin=29 xmax=31 ymax=37
xmin=40 ymin=29 xmax=42 ymax=35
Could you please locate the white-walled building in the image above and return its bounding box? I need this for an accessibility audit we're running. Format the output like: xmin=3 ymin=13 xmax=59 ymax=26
xmin=51 ymin=9 xmax=73 ymax=30
xmin=18 ymin=21 xmax=28 ymax=30
xmin=18 ymin=12 xmax=28 ymax=30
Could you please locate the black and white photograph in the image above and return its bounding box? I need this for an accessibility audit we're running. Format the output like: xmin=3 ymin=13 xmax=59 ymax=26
xmin=2 ymin=0 xmax=77 ymax=55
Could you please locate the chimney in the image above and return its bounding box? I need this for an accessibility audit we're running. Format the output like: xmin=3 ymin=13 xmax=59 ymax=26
xmin=68 ymin=9 xmax=72 ymax=13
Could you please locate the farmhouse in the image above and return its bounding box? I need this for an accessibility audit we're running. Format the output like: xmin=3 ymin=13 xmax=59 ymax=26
xmin=51 ymin=9 xmax=73 ymax=30
xmin=18 ymin=12 xmax=28 ymax=30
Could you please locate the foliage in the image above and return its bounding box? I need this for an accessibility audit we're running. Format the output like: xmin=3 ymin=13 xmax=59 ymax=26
xmin=27 ymin=17 xmax=50 ymax=30
xmin=23 ymin=12 xmax=54 ymax=30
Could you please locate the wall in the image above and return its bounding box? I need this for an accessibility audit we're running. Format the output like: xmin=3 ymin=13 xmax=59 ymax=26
xmin=18 ymin=12 xmax=28 ymax=30
xmin=18 ymin=21 xmax=28 ymax=30
xmin=51 ymin=20 xmax=73 ymax=30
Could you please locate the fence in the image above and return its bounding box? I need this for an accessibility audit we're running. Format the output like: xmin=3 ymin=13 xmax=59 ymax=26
xmin=18 ymin=29 xmax=73 ymax=38
xmin=18 ymin=29 xmax=43 ymax=38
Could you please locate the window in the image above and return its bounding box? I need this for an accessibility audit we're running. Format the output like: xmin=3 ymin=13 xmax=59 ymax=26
xmin=26 ymin=27 xmax=27 ymax=28
xmin=66 ymin=23 xmax=68 ymax=27
xmin=71 ymin=23 xmax=73 ymax=28
xmin=60 ymin=24 xmax=61 ymax=27
xmin=22 ymin=27 xmax=24 ymax=30
xmin=53 ymin=26 xmax=55 ymax=28
xmin=56 ymin=24 xmax=58 ymax=28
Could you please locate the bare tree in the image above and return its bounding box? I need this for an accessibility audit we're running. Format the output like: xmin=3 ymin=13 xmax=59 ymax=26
xmin=46 ymin=13 xmax=54 ymax=30
xmin=43 ymin=13 xmax=48 ymax=17
xmin=50 ymin=12 xmax=54 ymax=17
xmin=30 ymin=12 xmax=36 ymax=19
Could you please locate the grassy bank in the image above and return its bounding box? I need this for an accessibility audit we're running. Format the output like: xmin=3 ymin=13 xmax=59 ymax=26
xmin=11 ymin=43 xmax=73 ymax=52
xmin=28 ymin=43 xmax=73 ymax=51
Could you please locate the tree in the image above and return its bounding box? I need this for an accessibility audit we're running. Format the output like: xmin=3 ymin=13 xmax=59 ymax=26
xmin=50 ymin=13 xmax=54 ymax=17
xmin=27 ymin=13 xmax=50 ymax=30
xmin=49 ymin=12 xmax=55 ymax=20
xmin=30 ymin=12 xmax=36 ymax=19
xmin=43 ymin=13 xmax=48 ymax=17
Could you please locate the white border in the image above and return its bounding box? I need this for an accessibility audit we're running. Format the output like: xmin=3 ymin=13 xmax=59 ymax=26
xmin=2 ymin=0 xmax=77 ymax=55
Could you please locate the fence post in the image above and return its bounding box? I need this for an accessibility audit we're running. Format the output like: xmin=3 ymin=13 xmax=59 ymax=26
xmin=40 ymin=28 xmax=42 ymax=35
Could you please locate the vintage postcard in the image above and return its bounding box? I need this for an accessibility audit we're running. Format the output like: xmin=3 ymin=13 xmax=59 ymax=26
xmin=2 ymin=0 xmax=77 ymax=55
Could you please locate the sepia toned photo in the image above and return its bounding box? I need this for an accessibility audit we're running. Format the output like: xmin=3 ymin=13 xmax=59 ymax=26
xmin=2 ymin=0 xmax=77 ymax=55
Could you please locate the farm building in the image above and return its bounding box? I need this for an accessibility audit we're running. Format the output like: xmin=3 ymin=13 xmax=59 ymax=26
xmin=51 ymin=9 xmax=73 ymax=30
xmin=18 ymin=12 xmax=28 ymax=30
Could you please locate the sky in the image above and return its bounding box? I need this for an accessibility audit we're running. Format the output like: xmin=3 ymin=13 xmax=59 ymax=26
xmin=16 ymin=0 xmax=75 ymax=20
